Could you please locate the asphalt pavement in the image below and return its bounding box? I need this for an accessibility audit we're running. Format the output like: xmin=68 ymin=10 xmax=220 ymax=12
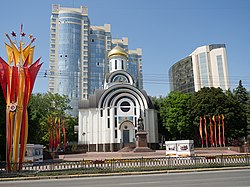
xmin=1 ymin=169 xmax=249 ymax=187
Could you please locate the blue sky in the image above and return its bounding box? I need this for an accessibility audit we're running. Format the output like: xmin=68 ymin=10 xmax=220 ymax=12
xmin=0 ymin=0 xmax=249 ymax=97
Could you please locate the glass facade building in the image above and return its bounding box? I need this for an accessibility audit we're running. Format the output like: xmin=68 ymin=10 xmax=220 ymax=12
xmin=88 ymin=25 xmax=111 ymax=94
xmin=169 ymin=44 xmax=229 ymax=93
xmin=128 ymin=49 xmax=143 ymax=89
xmin=49 ymin=5 xmax=143 ymax=116
xmin=49 ymin=4 xmax=89 ymax=116
xmin=169 ymin=56 xmax=195 ymax=93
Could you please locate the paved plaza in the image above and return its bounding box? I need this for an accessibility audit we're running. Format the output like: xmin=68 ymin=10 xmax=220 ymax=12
xmin=59 ymin=148 xmax=241 ymax=161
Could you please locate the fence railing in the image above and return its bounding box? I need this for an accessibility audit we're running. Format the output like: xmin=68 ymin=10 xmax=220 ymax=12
xmin=0 ymin=154 xmax=249 ymax=175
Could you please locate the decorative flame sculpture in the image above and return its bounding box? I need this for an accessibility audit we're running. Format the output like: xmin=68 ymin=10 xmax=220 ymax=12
xmin=0 ymin=25 xmax=42 ymax=171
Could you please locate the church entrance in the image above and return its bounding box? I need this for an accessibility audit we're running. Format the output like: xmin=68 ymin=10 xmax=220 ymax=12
xmin=120 ymin=120 xmax=135 ymax=148
xmin=123 ymin=130 xmax=130 ymax=143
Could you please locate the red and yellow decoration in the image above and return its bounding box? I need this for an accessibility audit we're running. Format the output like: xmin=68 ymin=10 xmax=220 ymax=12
xmin=48 ymin=116 xmax=67 ymax=152
xmin=199 ymin=115 xmax=225 ymax=148
xmin=0 ymin=25 xmax=42 ymax=171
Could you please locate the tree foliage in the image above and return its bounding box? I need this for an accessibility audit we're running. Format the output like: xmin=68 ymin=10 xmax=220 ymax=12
xmin=233 ymin=80 xmax=250 ymax=142
xmin=234 ymin=80 xmax=249 ymax=105
xmin=154 ymin=85 xmax=250 ymax=146
xmin=154 ymin=92 xmax=192 ymax=140
xmin=190 ymin=87 xmax=226 ymax=117
xmin=27 ymin=92 xmax=77 ymax=147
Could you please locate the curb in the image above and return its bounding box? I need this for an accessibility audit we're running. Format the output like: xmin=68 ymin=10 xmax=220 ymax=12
xmin=0 ymin=166 xmax=250 ymax=181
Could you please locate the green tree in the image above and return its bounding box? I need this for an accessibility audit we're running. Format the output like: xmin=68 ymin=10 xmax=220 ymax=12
xmin=190 ymin=87 xmax=226 ymax=117
xmin=152 ymin=96 xmax=168 ymax=146
xmin=190 ymin=87 xmax=228 ymax=146
xmin=233 ymin=80 xmax=249 ymax=143
xmin=28 ymin=93 xmax=51 ymax=144
xmin=234 ymin=80 xmax=248 ymax=105
xmin=191 ymin=87 xmax=246 ymax=145
xmin=27 ymin=92 xmax=73 ymax=147
xmin=224 ymin=89 xmax=246 ymax=142
xmin=65 ymin=116 xmax=78 ymax=142
xmin=246 ymin=99 xmax=250 ymax=144
xmin=159 ymin=92 xmax=192 ymax=140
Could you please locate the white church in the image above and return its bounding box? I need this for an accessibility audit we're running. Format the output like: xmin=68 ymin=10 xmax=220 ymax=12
xmin=78 ymin=46 xmax=158 ymax=152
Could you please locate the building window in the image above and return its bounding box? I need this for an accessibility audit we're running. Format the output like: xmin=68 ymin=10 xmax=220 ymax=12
xmin=115 ymin=130 xmax=117 ymax=138
xmin=107 ymin=108 xmax=110 ymax=116
xmin=107 ymin=118 xmax=110 ymax=128
xmin=122 ymin=60 xmax=124 ymax=69
xmin=115 ymin=60 xmax=117 ymax=69
xmin=199 ymin=52 xmax=209 ymax=87
xmin=114 ymin=117 xmax=117 ymax=128
xmin=217 ymin=55 xmax=225 ymax=89
xmin=120 ymin=101 xmax=130 ymax=112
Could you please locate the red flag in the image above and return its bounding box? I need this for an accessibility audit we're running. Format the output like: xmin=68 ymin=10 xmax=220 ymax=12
xmin=222 ymin=114 xmax=225 ymax=147
xmin=209 ymin=117 xmax=214 ymax=147
xmin=218 ymin=115 xmax=221 ymax=147
xmin=212 ymin=116 xmax=217 ymax=147
xmin=62 ymin=119 xmax=67 ymax=151
xmin=199 ymin=116 xmax=204 ymax=147
xmin=204 ymin=116 xmax=208 ymax=147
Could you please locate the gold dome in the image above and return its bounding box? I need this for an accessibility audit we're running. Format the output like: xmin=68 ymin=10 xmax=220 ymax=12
xmin=108 ymin=45 xmax=128 ymax=59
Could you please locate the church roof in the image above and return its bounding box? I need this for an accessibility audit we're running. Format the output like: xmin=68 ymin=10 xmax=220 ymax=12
xmin=78 ymin=85 xmax=155 ymax=110
xmin=108 ymin=45 xmax=128 ymax=59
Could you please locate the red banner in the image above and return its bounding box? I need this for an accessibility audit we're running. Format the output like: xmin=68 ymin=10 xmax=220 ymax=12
xmin=222 ymin=114 xmax=225 ymax=147
xmin=204 ymin=116 xmax=208 ymax=147
xmin=212 ymin=116 xmax=217 ymax=147
xmin=209 ymin=117 xmax=214 ymax=146
xmin=199 ymin=116 xmax=204 ymax=147
xmin=218 ymin=115 xmax=221 ymax=147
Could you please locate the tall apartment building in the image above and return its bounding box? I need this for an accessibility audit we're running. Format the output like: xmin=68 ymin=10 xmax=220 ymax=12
xmin=169 ymin=44 xmax=229 ymax=93
xmin=128 ymin=48 xmax=143 ymax=89
xmin=49 ymin=4 xmax=89 ymax=116
xmin=48 ymin=5 xmax=143 ymax=116
xmin=88 ymin=24 xmax=112 ymax=95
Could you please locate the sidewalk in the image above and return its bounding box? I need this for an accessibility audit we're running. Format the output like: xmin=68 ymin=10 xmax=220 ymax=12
xmin=59 ymin=148 xmax=241 ymax=161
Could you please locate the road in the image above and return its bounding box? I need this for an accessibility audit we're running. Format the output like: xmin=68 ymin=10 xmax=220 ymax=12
xmin=0 ymin=169 xmax=250 ymax=187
